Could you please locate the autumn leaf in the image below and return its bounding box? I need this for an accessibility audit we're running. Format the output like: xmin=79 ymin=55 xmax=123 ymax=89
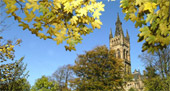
xmin=77 ymin=8 xmax=87 ymax=16
xmin=70 ymin=16 xmax=78 ymax=25
xmin=120 ymin=0 xmax=170 ymax=53
xmin=26 ymin=0 xmax=39 ymax=12
xmin=19 ymin=22 xmax=29 ymax=30
xmin=139 ymin=26 xmax=151 ymax=39
xmin=3 ymin=0 xmax=105 ymax=51
xmin=24 ymin=11 xmax=35 ymax=22
xmin=144 ymin=2 xmax=157 ymax=13
xmin=91 ymin=19 xmax=102 ymax=29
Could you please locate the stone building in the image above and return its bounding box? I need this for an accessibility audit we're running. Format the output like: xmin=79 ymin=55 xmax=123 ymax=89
xmin=109 ymin=13 xmax=144 ymax=91
xmin=109 ymin=13 xmax=131 ymax=74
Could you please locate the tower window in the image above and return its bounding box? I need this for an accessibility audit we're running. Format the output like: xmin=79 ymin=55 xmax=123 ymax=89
xmin=123 ymin=49 xmax=126 ymax=59
xmin=126 ymin=51 xmax=128 ymax=59
xmin=117 ymin=49 xmax=120 ymax=58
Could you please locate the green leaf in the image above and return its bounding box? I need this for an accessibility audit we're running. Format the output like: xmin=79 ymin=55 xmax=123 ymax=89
xmin=146 ymin=35 xmax=155 ymax=44
xmin=120 ymin=0 xmax=129 ymax=8
xmin=139 ymin=26 xmax=151 ymax=39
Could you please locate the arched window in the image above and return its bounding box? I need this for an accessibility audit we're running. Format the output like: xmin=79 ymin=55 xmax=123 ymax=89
xmin=123 ymin=49 xmax=126 ymax=59
xmin=126 ymin=51 xmax=128 ymax=59
xmin=117 ymin=49 xmax=121 ymax=58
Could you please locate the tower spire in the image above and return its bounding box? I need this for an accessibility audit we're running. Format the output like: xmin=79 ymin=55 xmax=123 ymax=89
xmin=109 ymin=28 xmax=113 ymax=39
xmin=126 ymin=29 xmax=129 ymax=39
xmin=117 ymin=13 xmax=120 ymax=22
xmin=115 ymin=13 xmax=124 ymax=37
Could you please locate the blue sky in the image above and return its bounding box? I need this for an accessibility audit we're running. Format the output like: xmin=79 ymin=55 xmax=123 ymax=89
xmin=1 ymin=0 xmax=145 ymax=86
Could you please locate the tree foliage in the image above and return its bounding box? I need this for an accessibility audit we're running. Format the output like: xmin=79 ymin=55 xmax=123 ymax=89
xmin=128 ymin=87 xmax=137 ymax=91
xmin=143 ymin=66 xmax=167 ymax=91
xmin=0 ymin=0 xmax=22 ymax=85
xmin=70 ymin=45 xmax=124 ymax=90
xmin=0 ymin=37 xmax=21 ymax=62
xmin=7 ymin=78 xmax=31 ymax=91
xmin=52 ymin=64 xmax=73 ymax=91
xmin=120 ymin=0 xmax=170 ymax=53
xmin=31 ymin=75 xmax=59 ymax=91
xmin=139 ymin=47 xmax=170 ymax=90
xmin=0 ymin=57 xmax=30 ymax=91
xmin=139 ymin=47 xmax=170 ymax=78
xmin=3 ymin=0 xmax=105 ymax=51
xmin=0 ymin=37 xmax=21 ymax=83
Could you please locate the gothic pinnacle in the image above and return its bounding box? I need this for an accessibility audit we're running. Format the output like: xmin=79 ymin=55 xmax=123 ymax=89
xmin=117 ymin=13 xmax=120 ymax=22
xmin=126 ymin=29 xmax=129 ymax=39
xmin=109 ymin=28 xmax=113 ymax=39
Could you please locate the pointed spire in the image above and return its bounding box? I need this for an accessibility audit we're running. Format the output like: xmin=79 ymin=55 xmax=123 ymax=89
xmin=117 ymin=13 xmax=120 ymax=22
xmin=115 ymin=13 xmax=124 ymax=37
xmin=116 ymin=13 xmax=122 ymax=25
xmin=109 ymin=28 xmax=113 ymax=39
xmin=126 ymin=29 xmax=129 ymax=39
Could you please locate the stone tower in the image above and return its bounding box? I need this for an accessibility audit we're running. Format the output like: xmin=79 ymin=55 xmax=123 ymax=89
xmin=109 ymin=13 xmax=131 ymax=74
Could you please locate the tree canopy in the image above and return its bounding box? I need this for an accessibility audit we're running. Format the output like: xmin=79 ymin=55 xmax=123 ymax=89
xmin=3 ymin=0 xmax=104 ymax=51
xmin=2 ymin=0 xmax=170 ymax=53
xmin=52 ymin=64 xmax=74 ymax=91
xmin=70 ymin=45 xmax=124 ymax=90
xmin=31 ymin=75 xmax=59 ymax=91
xmin=139 ymin=46 xmax=170 ymax=90
xmin=120 ymin=0 xmax=170 ymax=53
xmin=0 ymin=57 xmax=30 ymax=91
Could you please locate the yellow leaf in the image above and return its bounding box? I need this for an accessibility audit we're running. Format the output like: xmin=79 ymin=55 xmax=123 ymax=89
xmin=47 ymin=27 xmax=54 ymax=36
xmin=73 ymin=32 xmax=80 ymax=38
xmin=5 ymin=0 xmax=16 ymax=9
xmin=77 ymin=8 xmax=87 ymax=16
xmin=64 ymin=2 xmax=73 ymax=13
xmin=19 ymin=22 xmax=29 ymax=30
xmin=86 ymin=5 xmax=94 ymax=12
xmin=24 ymin=11 xmax=35 ymax=22
xmin=53 ymin=28 xmax=67 ymax=45
xmin=65 ymin=45 xmax=76 ymax=51
xmin=129 ymin=13 xmax=137 ymax=22
xmin=93 ymin=10 xmax=101 ymax=19
xmin=135 ymin=0 xmax=143 ymax=6
xmin=33 ymin=22 xmax=42 ymax=29
xmin=91 ymin=19 xmax=102 ymax=29
xmin=10 ymin=45 xmax=14 ymax=48
xmin=26 ymin=0 xmax=39 ymax=12
xmin=38 ymin=33 xmax=47 ymax=40
xmin=70 ymin=16 xmax=78 ymax=25
xmin=96 ymin=2 xmax=105 ymax=11
xmin=53 ymin=35 xmax=63 ymax=45
xmin=25 ymin=3 xmax=33 ymax=9
xmin=71 ymin=0 xmax=81 ymax=8
xmin=6 ymin=5 xmax=18 ymax=14
xmin=12 ymin=13 xmax=22 ymax=22
xmin=144 ymin=2 xmax=157 ymax=12
xmin=54 ymin=2 xmax=61 ymax=9
xmin=66 ymin=38 xmax=73 ymax=45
